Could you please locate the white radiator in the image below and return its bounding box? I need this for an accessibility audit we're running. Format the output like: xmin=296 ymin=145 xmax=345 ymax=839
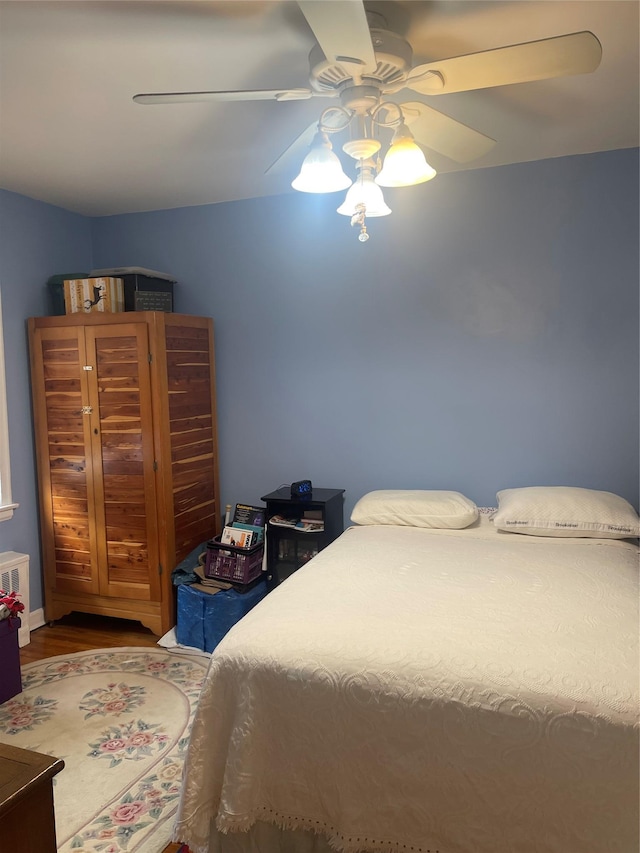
xmin=0 ymin=551 xmax=30 ymax=647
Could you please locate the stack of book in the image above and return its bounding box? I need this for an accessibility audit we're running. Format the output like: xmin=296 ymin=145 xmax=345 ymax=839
xmin=220 ymin=503 xmax=266 ymax=549
xmin=268 ymin=513 xmax=324 ymax=533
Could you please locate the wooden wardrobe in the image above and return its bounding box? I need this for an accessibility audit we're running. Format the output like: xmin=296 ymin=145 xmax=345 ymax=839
xmin=28 ymin=312 xmax=221 ymax=636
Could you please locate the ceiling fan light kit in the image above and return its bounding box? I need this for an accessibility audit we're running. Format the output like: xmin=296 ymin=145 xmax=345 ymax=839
xmin=375 ymin=124 xmax=437 ymax=187
xmin=290 ymin=130 xmax=352 ymax=193
xmin=336 ymin=161 xmax=392 ymax=218
xmin=291 ymin=98 xmax=433 ymax=239
xmin=133 ymin=1 xmax=603 ymax=243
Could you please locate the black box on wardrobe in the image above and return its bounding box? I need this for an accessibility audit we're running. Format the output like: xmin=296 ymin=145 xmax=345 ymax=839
xmin=90 ymin=268 xmax=176 ymax=312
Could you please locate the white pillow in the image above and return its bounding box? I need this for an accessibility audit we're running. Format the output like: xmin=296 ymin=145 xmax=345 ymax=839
xmin=493 ymin=486 xmax=640 ymax=539
xmin=351 ymin=490 xmax=478 ymax=529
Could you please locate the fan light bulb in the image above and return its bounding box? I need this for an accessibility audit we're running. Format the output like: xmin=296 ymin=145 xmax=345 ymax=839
xmin=376 ymin=123 xmax=436 ymax=187
xmin=292 ymin=131 xmax=352 ymax=193
xmin=337 ymin=162 xmax=391 ymax=217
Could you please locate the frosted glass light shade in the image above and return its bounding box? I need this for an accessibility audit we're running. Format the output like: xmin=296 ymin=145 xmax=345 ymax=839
xmin=337 ymin=168 xmax=391 ymax=217
xmin=291 ymin=132 xmax=352 ymax=193
xmin=376 ymin=127 xmax=436 ymax=187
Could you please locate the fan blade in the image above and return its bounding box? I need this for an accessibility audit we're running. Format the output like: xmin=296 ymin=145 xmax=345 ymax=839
xmin=399 ymin=101 xmax=496 ymax=163
xmin=133 ymin=88 xmax=314 ymax=105
xmin=265 ymin=121 xmax=318 ymax=176
xmin=265 ymin=109 xmax=350 ymax=176
xmin=297 ymin=0 xmax=376 ymax=74
xmin=407 ymin=31 xmax=602 ymax=95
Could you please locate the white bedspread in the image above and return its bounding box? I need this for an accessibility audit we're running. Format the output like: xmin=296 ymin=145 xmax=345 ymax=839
xmin=173 ymin=519 xmax=639 ymax=853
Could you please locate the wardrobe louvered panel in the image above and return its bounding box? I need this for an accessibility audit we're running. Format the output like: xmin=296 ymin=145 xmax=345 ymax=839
xmin=88 ymin=326 xmax=160 ymax=601
xmin=166 ymin=323 xmax=218 ymax=560
xmin=37 ymin=329 xmax=99 ymax=595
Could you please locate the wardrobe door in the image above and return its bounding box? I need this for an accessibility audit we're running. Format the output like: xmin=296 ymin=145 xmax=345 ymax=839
xmin=30 ymin=325 xmax=100 ymax=598
xmin=164 ymin=318 xmax=219 ymax=561
xmin=85 ymin=323 xmax=161 ymax=602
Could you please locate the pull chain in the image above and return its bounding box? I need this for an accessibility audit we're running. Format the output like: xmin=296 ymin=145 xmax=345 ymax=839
xmin=350 ymin=203 xmax=369 ymax=242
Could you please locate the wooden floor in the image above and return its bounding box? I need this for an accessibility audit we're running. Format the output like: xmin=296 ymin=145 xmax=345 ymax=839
xmin=19 ymin=610 xmax=162 ymax=665
xmin=19 ymin=611 xmax=186 ymax=853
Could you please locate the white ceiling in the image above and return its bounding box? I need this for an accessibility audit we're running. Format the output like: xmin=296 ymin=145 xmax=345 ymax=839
xmin=0 ymin=0 xmax=637 ymax=217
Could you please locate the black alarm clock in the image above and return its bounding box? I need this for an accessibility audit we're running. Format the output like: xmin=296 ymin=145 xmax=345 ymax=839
xmin=290 ymin=479 xmax=313 ymax=500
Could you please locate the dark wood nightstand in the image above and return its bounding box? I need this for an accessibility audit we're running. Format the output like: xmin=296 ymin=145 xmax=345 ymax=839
xmin=261 ymin=487 xmax=345 ymax=587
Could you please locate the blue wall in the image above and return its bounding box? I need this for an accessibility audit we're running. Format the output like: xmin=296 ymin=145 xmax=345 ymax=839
xmin=92 ymin=149 xmax=639 ymax=519
xmin=1 ymin=149 xmax=638 ymax=615
xmin=0 ymin=190 xmax=93 ymax=612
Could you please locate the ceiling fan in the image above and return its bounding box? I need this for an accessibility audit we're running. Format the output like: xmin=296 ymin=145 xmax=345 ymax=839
xmin=133 ymin=1 xmax=602 ymax=162
xmin=133 ymin=1 xmax=602 ymax=238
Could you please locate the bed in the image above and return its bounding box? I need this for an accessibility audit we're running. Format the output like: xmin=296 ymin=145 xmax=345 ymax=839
xmin=173 ymin=488 xmax=639 ymax=853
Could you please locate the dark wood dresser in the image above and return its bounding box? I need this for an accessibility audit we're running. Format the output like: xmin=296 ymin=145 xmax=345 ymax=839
xmin=0 ymin=742 xmax=64 ymax=852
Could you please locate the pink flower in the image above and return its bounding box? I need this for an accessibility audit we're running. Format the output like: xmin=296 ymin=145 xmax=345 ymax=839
xmin=100 ymin=738 xmax=127 ymax=753
xmin=147 ymin=662 xmax=168 ymax=671
xmin=10 ymin=714 xmax=33 ymax=728
xmin=98 ymin=828 xmax=118 ymax=838
xmin=126 ymin=731 xmax=154 ymax=748
xmin=0 ymin=589 xmax=24 ymax=617
xmin=103 ymin=700 xmax=128 ymax=713
xmin=110 ymin=801 xmax=148 ymax=825
xmin=55 ymin=662 xmax=82 ymax=673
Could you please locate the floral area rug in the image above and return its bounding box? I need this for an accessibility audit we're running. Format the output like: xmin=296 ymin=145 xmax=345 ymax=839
xmin=0 ymin=647 xmax=209 ymax=853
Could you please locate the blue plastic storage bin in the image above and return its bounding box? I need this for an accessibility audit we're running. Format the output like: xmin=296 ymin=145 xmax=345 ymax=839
xmin=176 ymin=580 xmax=268 ymax=653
